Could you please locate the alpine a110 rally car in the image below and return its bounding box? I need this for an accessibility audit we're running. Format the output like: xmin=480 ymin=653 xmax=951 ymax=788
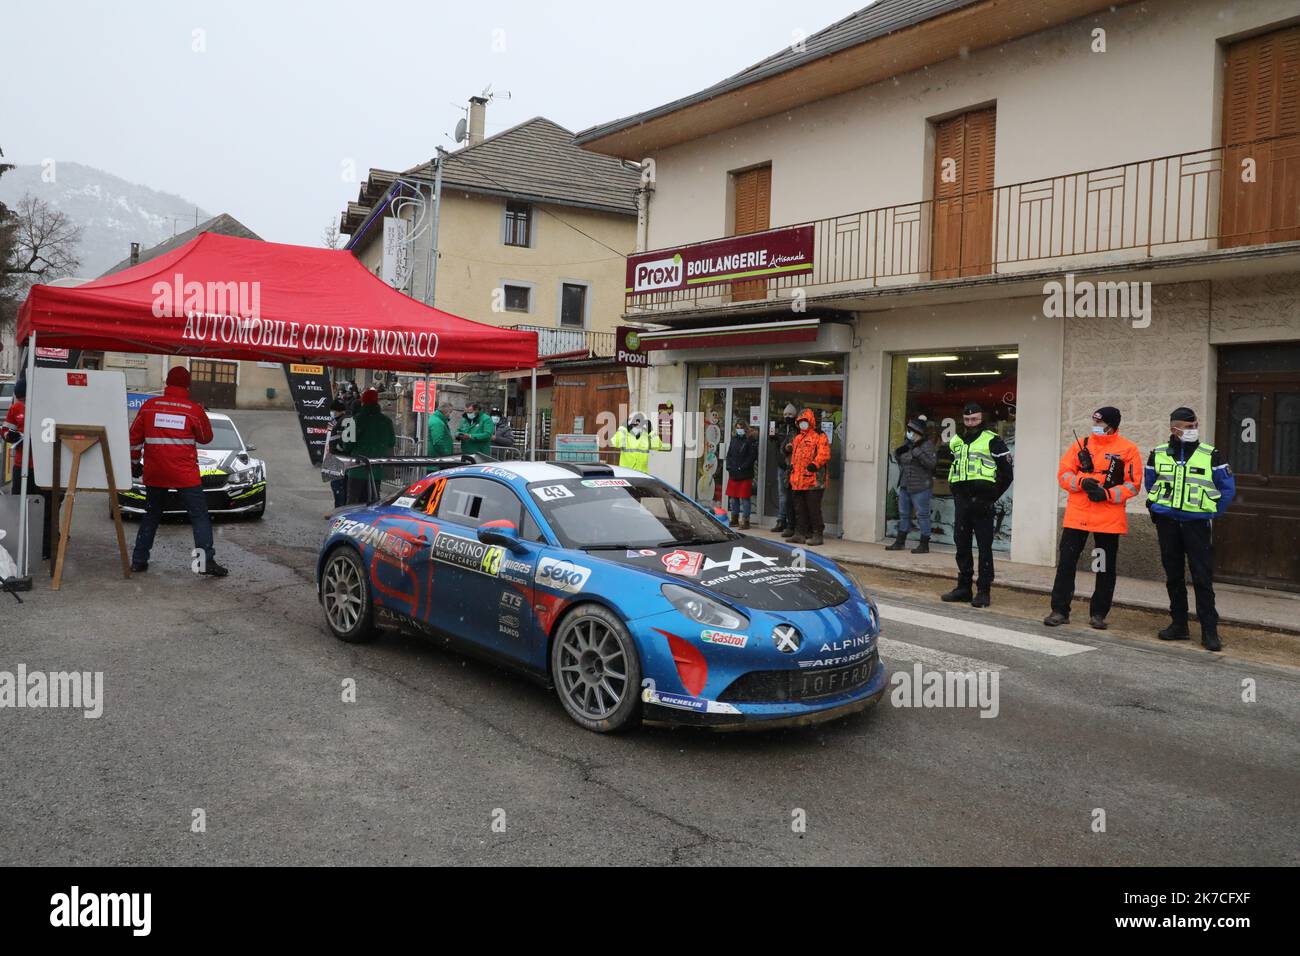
xmin=118 ymin=412 xmax=267 ymax=518
xmin=316 ymin=461 xmax=886 ymax=732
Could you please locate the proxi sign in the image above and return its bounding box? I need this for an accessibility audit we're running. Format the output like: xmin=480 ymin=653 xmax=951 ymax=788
xmin=626 ymin=225 xmax=815 ymax=297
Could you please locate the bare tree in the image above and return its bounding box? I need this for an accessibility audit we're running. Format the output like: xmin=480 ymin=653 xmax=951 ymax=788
xmin=3 ymin=193 xmax=83 ymax=284
xmin=321 ymin=218 xmax=342 ymax=250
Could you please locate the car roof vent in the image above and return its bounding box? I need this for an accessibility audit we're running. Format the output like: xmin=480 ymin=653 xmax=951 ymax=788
xmin=551 ymin=461 xmax=615 ymax=478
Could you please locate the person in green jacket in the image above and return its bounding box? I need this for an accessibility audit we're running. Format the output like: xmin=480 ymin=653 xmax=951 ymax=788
xmin=343 ymin=388 xmax=396 ymax=503
xmin=427 ymin=402 xmax=454 ymax=456
xmin=456 ymin=401 xmax=495 ymax=456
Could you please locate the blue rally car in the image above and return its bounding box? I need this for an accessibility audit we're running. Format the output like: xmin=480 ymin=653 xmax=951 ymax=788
xmin=316 ymin=461 xmax=887 ymax=733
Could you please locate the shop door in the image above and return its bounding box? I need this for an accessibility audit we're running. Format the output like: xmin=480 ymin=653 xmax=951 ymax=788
xmin=189 ymin=359 xmax=238 ymax=409
xmin=931 ymin=107 xmax=996 ymax=280
xmin=765 ymin=376 xmax=846 ymax=533
xmin=1220 ymin=25 xmax=1300 ymax=248
xmin=694 ymin=382 xmax=764 ymax=516
xmin=1215 ymin=344 xmax=1300 ymax=590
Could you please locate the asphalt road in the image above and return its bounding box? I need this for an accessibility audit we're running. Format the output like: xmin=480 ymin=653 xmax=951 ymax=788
xmin=2 ymin=408 xmax=1296 ymax=865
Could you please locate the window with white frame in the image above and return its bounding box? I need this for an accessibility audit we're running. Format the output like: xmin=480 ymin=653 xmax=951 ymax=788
xmin=503 ymin=283 xmax=532 ymax=313
xmin=559 ymin=282 xmax=588 ymax=328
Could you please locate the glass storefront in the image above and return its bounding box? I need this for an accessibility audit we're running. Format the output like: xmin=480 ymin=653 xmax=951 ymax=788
xmin=885 ymin=348 xmax=1018 ymax=551
xmin=689 ymin=358 xmax=846 ymax=531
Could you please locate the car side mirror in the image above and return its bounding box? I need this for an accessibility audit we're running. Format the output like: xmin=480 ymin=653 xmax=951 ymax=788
xmin=478 ymin=521 xmax=527 ymax=554
xmin=245 ymin=444 xmax=257 ymax=452
xmin=238 ymin=452 xmax=250 ymax=464
xmin=712 ymin=508 xmax=731 ymax=528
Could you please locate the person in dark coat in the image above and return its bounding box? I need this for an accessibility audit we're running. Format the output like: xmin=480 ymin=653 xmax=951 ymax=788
xmin=489 ymin=407 xmax=516 ymax=455
xmin=325 ymin=397 xmax=350 ymax=508
xmin=886 ymin=415 xmax=938 ymax=554
xmin=772 ymin=403 xmax=799 ymax=535
xmin=724 ymin=419 xmax=758 ymax=529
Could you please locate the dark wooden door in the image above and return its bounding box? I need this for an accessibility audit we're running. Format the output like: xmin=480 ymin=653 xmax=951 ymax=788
xmin=731 ymin=165 xmax=771 ymax=302
xmin=932 ymin=106 xmax=996 ymax=279
xmin=1214 ymin=343 xmax=1300 ymax=590
xmin=1220 ymin=25 xmax=1300 ymax=248
xmin=189 ymin=360 xmax=237 ymax=409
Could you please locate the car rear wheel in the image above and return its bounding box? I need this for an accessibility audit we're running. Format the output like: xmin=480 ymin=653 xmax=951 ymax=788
xmin=551 ymin=604 xmax=641 ymax=733
xmin=320 ymin=546 xmax=376 ymax=643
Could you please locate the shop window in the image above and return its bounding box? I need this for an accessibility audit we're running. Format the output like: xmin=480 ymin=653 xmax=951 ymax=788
xmin=886 ymin=348 xmax=1018 ymax=550
xmin=695 ymin=361 xmax=766 ymax=378
xmin=771 ymin=356 xmax=844 ymax=376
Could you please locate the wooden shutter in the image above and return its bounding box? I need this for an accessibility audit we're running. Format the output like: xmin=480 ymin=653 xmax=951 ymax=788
xmin=932 ymin=106 xmax=996 ymax=278
xmin=1221 ymin=26 xmax=1300 ymax=247
xmin=731 ymin=165 xmax=772 ymax=301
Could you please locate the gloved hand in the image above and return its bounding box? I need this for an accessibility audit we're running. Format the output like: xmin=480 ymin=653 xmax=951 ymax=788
xmin=805 ymin=464 xmax=818 ymax=474
xmin=1080 ymin=477 xmax=1107 ymax=502
xmin=131 ymin=461 xmax=143 ymax=479
xmin=895 ymin=444 xmax=910 ymax=460
xmin=1077 ymin=445 xmax=1094 ymax=473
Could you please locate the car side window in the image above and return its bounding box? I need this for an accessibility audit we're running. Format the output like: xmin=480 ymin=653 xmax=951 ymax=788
xmin=521 ymin=509 xmax=547 ymax=543
xmin=434 ymin=477 xmax=522 ymax=530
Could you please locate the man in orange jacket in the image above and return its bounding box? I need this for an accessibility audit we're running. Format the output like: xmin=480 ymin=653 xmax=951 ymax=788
xmin=786 ymin=408 xmax=832 ymax=546
xmin=1044 ymin=406 xmax=1142 ymax=629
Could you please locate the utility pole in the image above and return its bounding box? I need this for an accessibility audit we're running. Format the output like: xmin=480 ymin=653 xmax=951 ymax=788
xmin=419 ymin=148 xmax=446 ymax=453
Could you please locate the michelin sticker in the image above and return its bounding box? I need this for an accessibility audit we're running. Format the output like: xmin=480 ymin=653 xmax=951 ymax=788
xmin=535 ymin=556 xmax=591 ymax=593
xmin=640 ymin=687 xmax=741 ymax=715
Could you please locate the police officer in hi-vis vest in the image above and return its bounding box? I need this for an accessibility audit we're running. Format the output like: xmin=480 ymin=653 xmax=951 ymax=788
xmin=1145 ymin=406 xmax=1235 ymax=652
xmin=941 ymin=401 xmax=1013 ymax=608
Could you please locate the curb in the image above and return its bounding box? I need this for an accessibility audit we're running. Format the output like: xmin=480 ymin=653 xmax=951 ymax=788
xmin=832 ymin=554 xmax=1300 ymax=637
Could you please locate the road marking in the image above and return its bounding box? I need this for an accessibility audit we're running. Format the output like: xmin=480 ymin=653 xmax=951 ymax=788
xmin=875 ymin=602 xmax=1095 ymax=658
xmin=878 ymin=638 xmax=1005 ymax=673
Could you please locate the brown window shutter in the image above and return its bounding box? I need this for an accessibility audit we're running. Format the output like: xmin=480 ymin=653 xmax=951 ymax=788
xmin=731 ymin=165 xmax=772 ymax=300
xmin=932 ymin=107 xmax=995 ymax=278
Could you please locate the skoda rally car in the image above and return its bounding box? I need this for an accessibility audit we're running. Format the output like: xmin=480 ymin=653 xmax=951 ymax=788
xmin=316 ymin=461 xmax=886 ymax=732
xmin=118 ymin=412 xmax=267 ymax=518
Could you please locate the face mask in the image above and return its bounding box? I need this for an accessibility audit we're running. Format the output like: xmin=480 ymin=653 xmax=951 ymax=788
xmin=491 ymin=416 xmax=500 ymax=424
xmin=465 ymin=411 xmax=475 ymax=420
xmin=631 ymin=426 xmax=642 ymax=436
xmin=906 ymin=431 xmax=919 ymax=442
xmin=735 ymin=429 xmax=745 ymax=437
xmin=1091 ymin=425 xmax=1106 ymax=436
xmin=798 ymin=421 xmax=810 ymax=431
xmin=1178 ymin=428 xmax=1199 ymax=443
xmin=784 ymin=415 xmax=794 ymax=423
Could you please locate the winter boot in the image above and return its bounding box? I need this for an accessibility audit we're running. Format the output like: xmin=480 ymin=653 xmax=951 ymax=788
xmin=911 ymin=535 xmax=930 ymax=554
xmin=1201 ymin=629 xmax=1222 ymax=652
xmin=788 ymin=533 xmax=806 ymax=544
xmin=806 ymin=532 xmax=824 ymax=546
xmin=941 ymin=586 xmax=973 ymax=603
xmin=1158 ymin=622 xmax=1190 ymax=641
xmin=740 ymin=517 xmax=751 ymax=530
xmin=970 ymin=590 xmax=991 ymax=608
xmin=1043 ymin=611 xmax=1069 ymax=627
xmin=884 ymin=533 xmax=907 ymax=551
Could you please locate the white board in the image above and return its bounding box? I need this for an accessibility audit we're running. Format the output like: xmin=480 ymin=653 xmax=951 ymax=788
xmin=29 ymin=368 xmax=132 ymax=491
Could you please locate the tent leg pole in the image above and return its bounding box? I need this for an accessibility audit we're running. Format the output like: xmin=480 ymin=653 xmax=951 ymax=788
xmin=421 ymin=372 xmax=430 ymax=454
xmin=16 ymin=332 xmax=36 ymax=579
xmin=529 ymin=368 xmax=537 ymax=462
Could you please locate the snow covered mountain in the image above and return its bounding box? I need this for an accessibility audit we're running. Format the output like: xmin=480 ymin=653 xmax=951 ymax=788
xmin=0 ymin=161 xmax=212 ymax=278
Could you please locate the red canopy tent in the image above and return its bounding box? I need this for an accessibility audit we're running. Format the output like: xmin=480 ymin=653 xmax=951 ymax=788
xmin=18 ymin=232 xmax=539 ymax=371
xmin=10 ymin=231 xmax=541 ymax=580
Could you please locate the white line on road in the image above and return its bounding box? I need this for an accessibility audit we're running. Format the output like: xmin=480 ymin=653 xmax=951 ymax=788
xmin=878 ymin=637 xmax=1006 ymax=672
xmin=875 ymin=602 xmax=1095 ymax=658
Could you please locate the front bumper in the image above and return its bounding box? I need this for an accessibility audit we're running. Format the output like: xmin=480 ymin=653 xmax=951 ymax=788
xmin=117 ymin=481 xmax=266 ymax=515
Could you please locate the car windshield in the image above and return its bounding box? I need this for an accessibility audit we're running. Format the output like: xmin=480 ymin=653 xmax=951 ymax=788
xmin=527 ymin=477 xmax=736 ymax=550
xmin=206 ymin=420 xmax=243 ymax=449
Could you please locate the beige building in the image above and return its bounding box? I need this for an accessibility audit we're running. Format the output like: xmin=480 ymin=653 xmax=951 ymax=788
xmin=577 ymin=0 xmax=1300 ymax=591
xmin=339 ymin=106 xmax=640 ymax=421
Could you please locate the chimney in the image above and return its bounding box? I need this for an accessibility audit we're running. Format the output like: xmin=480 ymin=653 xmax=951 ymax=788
xmin=467 ymin=96 xmax=488 ymax=147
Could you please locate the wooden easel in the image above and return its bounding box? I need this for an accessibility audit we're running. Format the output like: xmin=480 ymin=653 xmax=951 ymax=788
xmin=49 ymin=424 xmax=131 ymax=590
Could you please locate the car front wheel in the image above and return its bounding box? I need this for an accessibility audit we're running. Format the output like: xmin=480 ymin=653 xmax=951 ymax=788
xmin=551 ymin=604 xmax=642 ymax=733
xmin=320 ymin=546 xmax=376 ymax=643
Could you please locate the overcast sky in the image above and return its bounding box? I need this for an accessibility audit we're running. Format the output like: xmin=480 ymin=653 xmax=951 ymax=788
xmin=2 ymin=0 xmax=858 ymax=246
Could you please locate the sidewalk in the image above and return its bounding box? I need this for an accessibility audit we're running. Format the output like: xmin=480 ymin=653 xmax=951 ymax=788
xmin=746 ymin=528 xmax=1300 ymax=635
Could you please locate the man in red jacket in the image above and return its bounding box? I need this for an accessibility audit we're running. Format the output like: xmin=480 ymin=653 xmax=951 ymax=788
xmin=129 ymin=366 xmax=228 ymax=576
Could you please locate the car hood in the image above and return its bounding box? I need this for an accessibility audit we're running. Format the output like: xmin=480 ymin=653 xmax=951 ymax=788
xmin=595 ymin=536 xmax=849 ymax=611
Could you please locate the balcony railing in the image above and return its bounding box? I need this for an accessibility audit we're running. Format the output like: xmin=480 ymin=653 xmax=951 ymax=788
xmin=508 ymin=324 xmax=616 ymax=359
xmin=626 ymin=133 xmax=1300 ymax=313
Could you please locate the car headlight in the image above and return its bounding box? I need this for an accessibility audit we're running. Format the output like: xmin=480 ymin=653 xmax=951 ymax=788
xmin=661 ymin=583 xmax=749 ymax=630
xmin=229 ymin=464 xmax=263 ymax=485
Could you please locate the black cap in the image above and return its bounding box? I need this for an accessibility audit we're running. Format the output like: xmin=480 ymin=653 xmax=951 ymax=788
xmin=1170 ymin=406 xmax=1197 ymax=423
xmin=906 ymin=415 xmax=928 ymax=434
xmin=962 ymin=401 xmax=984 ymax=416
xmin=1093 ymin=406 xmax=1121 ymax=429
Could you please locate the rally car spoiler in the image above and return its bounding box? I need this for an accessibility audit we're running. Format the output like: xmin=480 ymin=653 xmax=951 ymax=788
xmin=330 ymin=453 xmax=500 ymax=503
